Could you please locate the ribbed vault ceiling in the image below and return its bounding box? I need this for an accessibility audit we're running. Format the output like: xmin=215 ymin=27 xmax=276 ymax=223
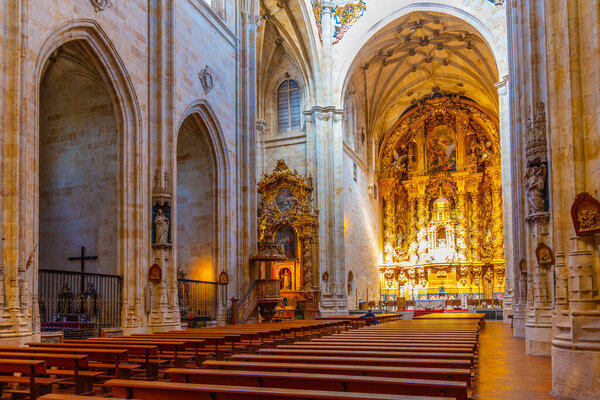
xmin=346 ymin=11 xmax=499 ymax=143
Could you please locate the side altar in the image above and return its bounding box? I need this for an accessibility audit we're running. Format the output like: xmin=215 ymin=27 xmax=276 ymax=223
xmin=254 ymin=160 xmax=320 ymax=319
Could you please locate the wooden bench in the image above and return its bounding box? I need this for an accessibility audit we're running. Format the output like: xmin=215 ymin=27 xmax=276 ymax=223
xmin=62 ymin=340 xmax=192 ymax=372
xmin=0 ymin=346 xmax=139 ymax=379
xmin=107 ymin=379 xmax=453 ymax=400
xmin=229 ymin=354 xmax=472 ymax=369
xmin=0 ymin=359 xmax=65 ymax=400
xmin=39 ymin=395 xmax=128 ymax=400
xmin=309 ymin=339 xmax=477 ymax=351
xmin=278 ymin=344 xmax=475 ymax=354
xmin=0 ymin=352 xmax=102 ymax=394
xmin=167 ymin=368 xmax=468 ymax=400
xmin=202 ymin=360 xmax=472 ymax=387
xmin=257 ymin=348 xmax=475 ymax=366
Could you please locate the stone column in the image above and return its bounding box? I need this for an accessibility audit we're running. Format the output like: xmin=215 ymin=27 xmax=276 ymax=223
xmin=546 ymin=0 xmax=600 ymax=387
xmin=146 ymin=0 xmax=180 ymax=332
xmin=513 ymin=260 xmax=528 ymax=338
xmin=305 ymin=107 xmax=346 ymax=315
xmin=0 ymin=0 xmax=37 ymax=345
xmin=495 ymin=76 xmax=514 ymax=322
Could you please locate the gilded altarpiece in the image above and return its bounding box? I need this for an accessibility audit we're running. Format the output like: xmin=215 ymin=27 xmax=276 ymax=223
xmin=257 ymin=161 xmax=320 ymax=318
xmin=379 ymin=97 xmax=505 ymax=304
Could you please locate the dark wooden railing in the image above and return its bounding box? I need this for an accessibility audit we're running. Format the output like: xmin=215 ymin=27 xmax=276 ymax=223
xmin=231 ymin=279 xmax=280 ymax=324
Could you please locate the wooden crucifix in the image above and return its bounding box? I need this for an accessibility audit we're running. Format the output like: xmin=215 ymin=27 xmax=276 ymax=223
xmin=68 ymin=246 xmax=98 ymax=294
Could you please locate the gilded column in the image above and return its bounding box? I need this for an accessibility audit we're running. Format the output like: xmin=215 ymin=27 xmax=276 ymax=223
xmin=455 ymin=180 xmax=468 ymax=261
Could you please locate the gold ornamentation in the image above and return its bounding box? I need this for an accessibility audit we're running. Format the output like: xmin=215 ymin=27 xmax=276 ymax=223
xmin=257 ymin=160 xmax=319 ymax=296
xmin=378 ymin=96 xmax=504 ymax=300
xmin=332 ymin=1 xmax=366 ymax=44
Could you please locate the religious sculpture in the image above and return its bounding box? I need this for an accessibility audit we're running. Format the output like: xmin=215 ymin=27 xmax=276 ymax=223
xmin=81 ymin=282 xmax=97 ymax=315
xmin=154 ymin=209 xmax=169 ymax=244
xmin=524 ymin=163 xmax=547 ymax=214
xmin=57 ymin=283 xmax=73 ymax=315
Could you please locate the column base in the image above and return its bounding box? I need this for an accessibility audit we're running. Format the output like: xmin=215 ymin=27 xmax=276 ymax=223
xmin=503 ymin=308 xmax=513 ymax=323
xmin=552 ymin=346 xmax=600 ymax=400
xmin=513 ymin=315 xmax=526 ymax=338
xmin=320 ymin=295 xmax=348 ymax=316
xmin=525 ymin=325 xmax=552 ymax=356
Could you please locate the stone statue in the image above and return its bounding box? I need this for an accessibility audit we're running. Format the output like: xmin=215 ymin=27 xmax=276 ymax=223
xmin=81 ymin=282 xmax=97 ymax=315
xmin=524 ymin=164 xmax=546 ymax=214
xmin=154 ymin=209 xmax=169 ymax=244
xmin=57 ymin=283 xmax=73 ymax=315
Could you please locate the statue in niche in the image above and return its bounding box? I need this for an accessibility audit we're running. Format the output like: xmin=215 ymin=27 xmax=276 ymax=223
xmin=407 ymin=141 xmax=418 ymax=172
xmin=395 ymin=228 xmax=405 ymax=250
xmin=524 ymin=163 xmax=547 ymax=214
xmin=81 ymin=282 xmax=97 ymax=315
xmin=57 ymin=283 xmax=73 ymax=315
xmin=154 ymin=209 xmax=170 ymax=244
xmin=280 ymin=268 xmax=292 ymax=290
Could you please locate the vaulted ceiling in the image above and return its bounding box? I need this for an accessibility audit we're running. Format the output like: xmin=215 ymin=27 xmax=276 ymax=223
xmin=345 ymin=11 xmax=499 ymax=144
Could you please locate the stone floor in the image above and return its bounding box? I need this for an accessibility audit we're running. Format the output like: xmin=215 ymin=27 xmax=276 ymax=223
xmin=473 ymin=321 xmax=555 ymax=399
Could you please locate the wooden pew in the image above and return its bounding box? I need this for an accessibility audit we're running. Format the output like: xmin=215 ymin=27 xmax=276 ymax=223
xmin=202 ymin=360 xmax=472 ymax=387
xmin=0 ymin=359 xmax=65 ymax=400
xmin=278 ymin=344 xmax=474 ymax=354
xmin=0 ymin=346 xmax=137 ymax=379
xmin=107 ymin=336 xmax=211 ymax=364
xmin=107 ymin=379 xmax=453 ymax=400
xmin=257 ymin=348 xmax=475 ymax=366
xmin=229 ymin=354 xmax=472 ymax=369
xmin=62 ymin=339 xmax=194 ymax=369
xmin=28 ymin=342 xmax=162 ymax=378
xmin=40 ymin=395 xmax=128 ymax=400
xmin=0 ymin=352 xmax=101 ymax=394
xmin=309 ymin=339 xmax=476 ymax=351
xmin=131 ymin=334 xmax=231 ymax=359
xmin=167 ymin=368 xmax=468 ymax=400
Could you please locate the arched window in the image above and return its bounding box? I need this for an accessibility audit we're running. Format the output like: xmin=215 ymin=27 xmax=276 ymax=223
xmin=278 ymin=79 xmax=301 ymax=132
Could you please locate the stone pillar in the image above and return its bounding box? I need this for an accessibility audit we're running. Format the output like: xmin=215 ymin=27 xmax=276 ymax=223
xmin=495 ymin=75 xmax=514 ymax=321
xmin=513 ymin=260 xmax=528 ymax=338
xmin=0 ymin=0 xmax=38 ymax=345
xmin=305 ymin=107 xmax=346 ymax=315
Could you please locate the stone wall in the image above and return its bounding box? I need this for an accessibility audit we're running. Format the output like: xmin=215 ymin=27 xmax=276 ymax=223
xmin=176 ymin=129 xmax=215 ymax=282
xmin=0 ymin=0 xmax=257 ymax=339
xmin=342 ymin=147 xmax=379 ymax=309
xmin=39 ymin=47 xmax=119 ymax=275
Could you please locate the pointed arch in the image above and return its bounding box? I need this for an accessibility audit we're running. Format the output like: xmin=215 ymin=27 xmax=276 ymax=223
xmin=174 ymin=100 xmax=231 ymax=313
xmin=34 ymin=19 xmax=146 ymax=330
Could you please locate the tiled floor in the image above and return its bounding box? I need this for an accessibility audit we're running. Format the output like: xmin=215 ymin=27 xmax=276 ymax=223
xmin=473 ymin=321 xmax=556 ymax=399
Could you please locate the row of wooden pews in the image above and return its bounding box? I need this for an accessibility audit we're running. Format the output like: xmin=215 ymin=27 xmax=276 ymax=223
xmin=0 ymin=313 xmax=483 ymax=399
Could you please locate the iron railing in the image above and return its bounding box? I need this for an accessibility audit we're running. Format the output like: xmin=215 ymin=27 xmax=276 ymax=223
xmin=177 ymin=279 xmax=217 ymax=327
xmin=38 ymin=269 xmax=122 ymax=338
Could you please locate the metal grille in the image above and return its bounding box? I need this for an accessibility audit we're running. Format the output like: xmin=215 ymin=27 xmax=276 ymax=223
xmin=178 ymin=279 xmax=217 ymax=327
xmin=38 ymin=269 xmax=122 ymax=338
